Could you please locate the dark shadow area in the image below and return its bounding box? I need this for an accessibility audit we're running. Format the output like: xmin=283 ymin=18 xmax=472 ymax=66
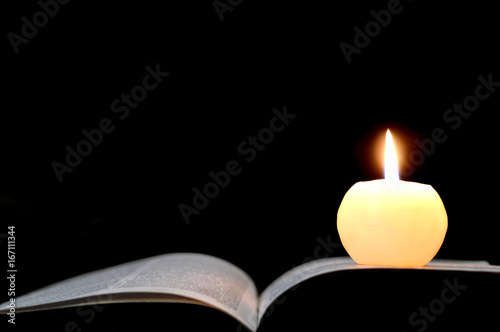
xmin=259 ymin=270 xmax=500 ymax=331
xmin=8 ymin=302 xmax=243 ymax=332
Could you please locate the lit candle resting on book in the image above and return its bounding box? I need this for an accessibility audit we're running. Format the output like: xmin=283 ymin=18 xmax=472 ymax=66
xmin=337 ymin=130 xmax=447 ymax=267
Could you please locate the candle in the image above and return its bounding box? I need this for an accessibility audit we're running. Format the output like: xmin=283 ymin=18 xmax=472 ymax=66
xmin=337 ymin=130 xmax=447 ymax=267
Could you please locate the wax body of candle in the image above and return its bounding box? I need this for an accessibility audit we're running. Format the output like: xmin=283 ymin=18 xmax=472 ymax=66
xmin=337 ymin=179 xmax=447 ymax=267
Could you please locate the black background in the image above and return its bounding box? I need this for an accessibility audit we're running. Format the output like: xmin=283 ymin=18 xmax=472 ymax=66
xmin=2 ymin=0 xmax=499 ymax=331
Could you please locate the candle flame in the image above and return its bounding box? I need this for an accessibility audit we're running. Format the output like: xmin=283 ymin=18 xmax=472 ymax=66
xmin=384 ymin=129 xmax=399 ymax=181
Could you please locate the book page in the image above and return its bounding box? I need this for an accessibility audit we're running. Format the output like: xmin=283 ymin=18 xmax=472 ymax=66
xmin=258 ymin=256 xmax=500 ymax=324
xmin=0 ymin=253 xmax=259 ymax=331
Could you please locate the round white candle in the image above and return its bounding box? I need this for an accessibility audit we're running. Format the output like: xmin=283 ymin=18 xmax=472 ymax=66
xmin=337 ymin=130 xmax=447 ymax=267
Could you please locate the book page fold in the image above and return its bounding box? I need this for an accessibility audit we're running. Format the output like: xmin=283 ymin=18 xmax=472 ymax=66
xmin=0 ymin=253 xmax=259 ymax=331
xmin=258 ymin=256 xmax=500 ymax=324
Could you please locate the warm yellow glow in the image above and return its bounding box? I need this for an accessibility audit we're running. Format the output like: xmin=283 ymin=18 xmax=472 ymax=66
xmin=384 ymin=129 xmax=399 ymax=181
xmin=337 ymin=130 xmax=448 ymax=267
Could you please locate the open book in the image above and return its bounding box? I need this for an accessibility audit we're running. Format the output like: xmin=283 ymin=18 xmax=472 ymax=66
xmin=2 ymin=253 xmax=500 ymax=331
